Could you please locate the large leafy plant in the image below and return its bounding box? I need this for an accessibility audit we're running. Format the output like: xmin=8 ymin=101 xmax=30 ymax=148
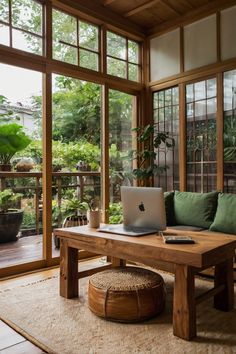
xmin=0 ymin=123 xmax=32 ymax=165
xmin=0 ymin=189 xmax=22 ymax=213
xmin=128 ymin=123 xmax=175 ymax=185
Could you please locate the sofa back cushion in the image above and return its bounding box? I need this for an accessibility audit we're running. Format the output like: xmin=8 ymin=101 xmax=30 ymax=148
xmin=174 ymin=191 xmax=218 ymax=228
xmin=209 ymin=193 xmax=236 ymax=234
xmin=164 ymin=191 xmax=175 ymax=226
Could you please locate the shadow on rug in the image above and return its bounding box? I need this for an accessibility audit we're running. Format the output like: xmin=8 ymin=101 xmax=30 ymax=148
xmin=0 ymin=271 xmax=235 ymax=354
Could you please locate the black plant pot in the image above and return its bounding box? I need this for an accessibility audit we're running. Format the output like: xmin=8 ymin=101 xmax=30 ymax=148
xmin=0 ymin=210 xmax=23 ymax=243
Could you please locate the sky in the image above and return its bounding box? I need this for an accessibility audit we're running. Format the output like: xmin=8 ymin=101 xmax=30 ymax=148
xmin=0 ymin=63 xmax=42 ymax=105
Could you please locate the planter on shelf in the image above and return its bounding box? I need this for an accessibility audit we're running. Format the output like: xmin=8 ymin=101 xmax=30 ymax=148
xmin=15 ymin=158 xmax=34 ymax=172
xmin=0 ymin=164 xmax=11 ymax=171
xmin=0 ymin=189 xmax=23 ymax=243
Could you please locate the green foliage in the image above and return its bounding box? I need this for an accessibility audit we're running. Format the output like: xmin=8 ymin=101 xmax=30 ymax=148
xmin=0 ymin=189 xmax=22 ymax=213
xmin=0 ymin=123 xmax=32 ymax=165
xmin=22 ymin=210 xmax=36 ymax=229
xmin=128 ymin=123 xmax=175 ymax=184
xmin=109 ymin=202 xmax=123 ymax=224
xmin=61 ymin=198 xmax=88 ymax=217
xmin=224 ymin=115 xmax=236 ymax=161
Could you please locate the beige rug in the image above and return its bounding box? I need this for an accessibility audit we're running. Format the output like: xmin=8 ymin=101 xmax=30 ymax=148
xmin=0 ymin=271 xmax=235 ymax=354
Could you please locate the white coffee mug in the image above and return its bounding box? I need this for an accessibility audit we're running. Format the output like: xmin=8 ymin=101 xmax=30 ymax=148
xmin=87 ymin=210 xmax=100 ymax=228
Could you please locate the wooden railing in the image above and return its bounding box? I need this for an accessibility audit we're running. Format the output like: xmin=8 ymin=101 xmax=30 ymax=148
xmin=0 ymin=171 xmax=100 ymax=235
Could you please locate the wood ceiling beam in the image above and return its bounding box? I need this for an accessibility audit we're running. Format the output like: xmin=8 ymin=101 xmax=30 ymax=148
xmin=148 ymin=0 xmax=236 ymax=37
xmin=124 ymin=0 xmax=162 ymax=18
xmin=103 ymin=0 xmax=117 ymax=5
xmin=160 ymin=0 xmax=182 ymax=16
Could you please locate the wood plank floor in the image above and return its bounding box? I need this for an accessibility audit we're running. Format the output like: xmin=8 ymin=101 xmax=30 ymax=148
xmin=0 ymin=235 xmax=59 ymax=269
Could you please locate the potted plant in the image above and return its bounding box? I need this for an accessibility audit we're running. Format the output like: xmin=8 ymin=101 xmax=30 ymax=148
xmin=54 ymin=198 xmax=88 ymax=248
xmin=128 ymin=123 xmax=175 ymax=186
xmin=0 ymin=123 xmax=32 ymax=171
xmin=0 ymin=189 xmax=23 ymax=243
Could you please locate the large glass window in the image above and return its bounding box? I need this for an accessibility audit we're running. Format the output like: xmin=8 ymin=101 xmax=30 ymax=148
xmin=223 ymin=69 xmax=236 ymax=193
xmin=0 ymin=63 xmax=43 ymax=268
xmin=107 ymin=31 xmax=140 ymax=82
xmin=51 ymin=75 xmax=101 ymax=253
xmin=153 ymin=87 xmax=179 ymax=191
xmin=108 ymin=90 xmax=136 ymax=223
xmin=186 ymin=78 xmax=217 ymax=192
xmin=0 ymin=0 xmax=43 ymax=55
xmin=52 ymin=9 xmax=99 ymax=71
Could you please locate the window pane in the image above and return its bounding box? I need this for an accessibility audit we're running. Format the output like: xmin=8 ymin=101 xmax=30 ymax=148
xmin=0 ymin=23 xmax=9 ymax=45
xmin=153 ymin=87 xmax=179 ymax=191
xmin=53 ymin=9 xmax=77 ymax=46
xmin=109 ymin=90 xmax=135 ymax=209
xmin=80 ymin=49 xmax=98 ymax=71
xmin=223 ymin=69 xmax=236 ymax=193
xmin=12 ymin=0 xmax=42 ymax=35
xmin=12 ymin=29 xmax=42 ymax=55
xmin=107 ymin=31 xmax=126 ymax=60
xmin=207 ymin=79 xmax=216 ymax=98
xmin=53 ymin=42 xmax=78 ymax=65
xmin=128 ymin=40 xmax=139 ymax=63
xmin=79 ymin=21 xmax=98 ymax=51
xmin=0 ymin=0 xmax=9 ymax=22
xmin=0 ymin=63 xmax=43 ymax=267
xmin=186 ymin=78 xmax=217 ymax=192
xmin=128 ymin=63 xmax=138 ymax=82
xmin=107 ymin=57 xmax=126 ymax=79
xmin=186 ymin=84 xmax=194 ymax=103
xmin=153 ymin=92 xmax=158 ymax=109
xmin=207 ymin=98 xmax=216 ymax=115
xmin=194 ymin=81 xmax=206 ymax=101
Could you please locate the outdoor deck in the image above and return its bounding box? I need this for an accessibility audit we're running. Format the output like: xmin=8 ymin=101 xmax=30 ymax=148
xmin=0 ymin=235 xmax=60 ymax=269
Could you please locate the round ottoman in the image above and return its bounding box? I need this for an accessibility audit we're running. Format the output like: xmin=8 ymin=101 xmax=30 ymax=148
xmin=88 ymin=266 xmax=166 ymax=323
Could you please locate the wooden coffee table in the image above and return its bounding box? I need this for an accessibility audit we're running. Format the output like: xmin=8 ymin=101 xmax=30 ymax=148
xmin=54 ymin=226 xmax=236 ymax=341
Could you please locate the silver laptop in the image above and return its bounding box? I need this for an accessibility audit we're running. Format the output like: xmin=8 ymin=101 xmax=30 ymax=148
xmin=99 ymin=186 xmax=166 ymax=236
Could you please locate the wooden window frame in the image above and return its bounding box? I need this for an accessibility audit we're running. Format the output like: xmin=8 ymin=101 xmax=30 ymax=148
xmin=106 ymin=29 xmax=141 ymax=83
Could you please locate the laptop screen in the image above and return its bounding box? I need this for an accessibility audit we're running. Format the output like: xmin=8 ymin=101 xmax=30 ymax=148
xmin=121 ymin=186 xmax=166 ymax=231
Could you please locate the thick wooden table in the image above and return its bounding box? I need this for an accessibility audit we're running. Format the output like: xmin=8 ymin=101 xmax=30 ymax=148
xmin=54 ymin=226 xmax=236 ymax=341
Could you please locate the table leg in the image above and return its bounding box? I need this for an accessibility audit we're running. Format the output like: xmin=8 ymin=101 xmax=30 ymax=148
xmin=173 ymin=264 xmax=196 ymax=340
xmin=111 ymin=257 xmax=126 ymax=267
xmin=214 ymin=257 xmax=234 ymax=311
xmin=60 ymin=239 xmax=78 ymax=298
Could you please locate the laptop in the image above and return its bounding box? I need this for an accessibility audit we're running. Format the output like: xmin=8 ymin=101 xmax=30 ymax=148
xmin=98 ymin=186 xmax=166 ymax=236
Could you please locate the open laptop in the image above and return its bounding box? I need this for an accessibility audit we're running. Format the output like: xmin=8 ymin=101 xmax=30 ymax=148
xmin=98 ymin=186 xmax=166 ymax=236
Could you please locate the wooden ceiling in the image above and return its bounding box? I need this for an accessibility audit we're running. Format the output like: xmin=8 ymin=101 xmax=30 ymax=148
xmin=101 ymin=0 xmax=211 ymax=30
xmin=63 ymin=0 xmax=236 ymax=37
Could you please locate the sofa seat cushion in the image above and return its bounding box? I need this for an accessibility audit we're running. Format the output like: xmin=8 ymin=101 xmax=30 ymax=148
xmin=174 ymin=191 xmax=218 ymax=229
xmin=210 ymin=193 xmax=236 ymax=235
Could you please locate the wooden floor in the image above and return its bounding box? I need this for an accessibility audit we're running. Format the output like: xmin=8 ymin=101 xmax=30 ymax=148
xmin=0 ymin=235 xmax=60 ymax=269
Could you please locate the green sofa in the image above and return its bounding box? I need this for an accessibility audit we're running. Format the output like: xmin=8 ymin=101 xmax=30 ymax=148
xmin=163 ymin=190 xmax=236 ymax=277
xmin=164 ymin=191 xmax=236 ymax=235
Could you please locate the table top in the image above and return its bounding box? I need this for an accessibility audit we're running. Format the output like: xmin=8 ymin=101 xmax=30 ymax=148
xmin=54 ymin=225 xmax=236 ymax=269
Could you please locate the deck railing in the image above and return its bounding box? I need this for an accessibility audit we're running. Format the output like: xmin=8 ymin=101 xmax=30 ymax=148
xmin=0 ymin=171 xmax=100 ymax=236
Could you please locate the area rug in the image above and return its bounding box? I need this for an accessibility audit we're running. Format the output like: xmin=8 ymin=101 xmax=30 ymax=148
xmin=0 ymin=271 xmax=235 ymax=354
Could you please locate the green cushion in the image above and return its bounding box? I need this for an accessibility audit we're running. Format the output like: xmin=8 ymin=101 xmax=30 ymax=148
xmin=210 ymin=193 xmax=236 ymax=235
xmin=164 ymin=191 xmax=175 ymax=226
xmin=174 ymin=191 xmax=218 ymax=228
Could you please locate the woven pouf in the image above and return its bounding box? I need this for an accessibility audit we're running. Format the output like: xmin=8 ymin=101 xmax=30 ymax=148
xmin=88 ymin=266 xmax=166 ymax=323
